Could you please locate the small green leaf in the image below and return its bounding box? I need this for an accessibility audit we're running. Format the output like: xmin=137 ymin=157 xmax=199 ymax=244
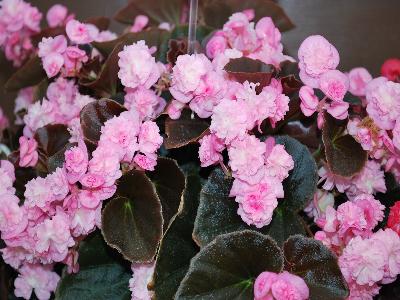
xmin=283 ymin=235 xmax=349 ymax=300
xmin=322 ymin=113 xmax=367 ymax=177
xmin=55 ymin=232 xmax=131 ymax=300
xmin=175 ymin=230 xmax=283 ymax=300
xmin=150 ymin=167 xmax=202 ymax=300
xmin=164 ymin=109 xmax=209 ymax=149
xmin=101 ymin=170 xmax=163 ymax=263
xmin=147 ymin=157 xmax=185 ymax=230
xmin=5 ymin=55 xmax=46 ymax=91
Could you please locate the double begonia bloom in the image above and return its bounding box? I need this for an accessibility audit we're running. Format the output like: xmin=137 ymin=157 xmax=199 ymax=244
xmin=319 ymin=69 xmax=349 ymax=102
xmin=18 ymin=136 xmax=38 ymax=167
xmin=65 ymin=19 xmax=98 ymax=44
xmin=348 ymin=67 xmax=373 ymax=96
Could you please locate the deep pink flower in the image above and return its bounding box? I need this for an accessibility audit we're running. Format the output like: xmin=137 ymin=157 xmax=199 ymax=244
xmin=387 ymin=201 xmax=400 ymax=236
xmin=19 ymin=136 xmax=38 ymax=167
xmin=381 ymin=58 xmax=400 ymax=82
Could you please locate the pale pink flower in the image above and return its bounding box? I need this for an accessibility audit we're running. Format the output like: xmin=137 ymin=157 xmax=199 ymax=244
xmin=206 ymin=34 xmax=227 ymax=59
xmin=0 ymin=160 xmax=15 ymax=195
xmin=304 ymin=189 xmax=335 ymax=221
xmin=0 ymin=193 xmax=27 ymax=239
xmin=14 ymin=87 xmax=34 ymax=125
xmin=326 ymin=99 xmax=349 ymax=120
xmin=24 ymin=177 xmax=54 ymax=211
xmin=393 ymin=121 xmax=400 ymax=151
xmin=131 ymin=15 xmax=149 ymax=33
xmin=70 ymin=206 xmax=99 ymax=237
xmin=134 ymin=153 xmax=157 ymax=171
xmin=223 ymin=12 xmax=258 ymax=53
xmin=14 ymin=264 xmax=60 ymax=300
xmin=318 ymin=165 xmax=352 ymax=193
xmin=299 ymin=85 xmax=319 ymax=116
xmin=46 ymin=168 xmax=69 ymax=201
xmin=38 ymin=35 xmax=67 ymax=58
xmin=347 ymin=281 xmax=380 ymax=300
xmin=298 ymin=35 xmax=340 ymax=88
xmin=198 ymin=134 xmax=225 ymax=167
xmin=88 ymin=147 xmax=122 ymax=187
xmin=129 ymin=262 xmax=155 ymax=300
xmin=348 ymin=67 xmax=372 ymax=97
xmin=137 ymin=121 xmax=163 ymax=155
xmin=65 ymin=141 xmax=88 ymax=184
xmin=118 ymin=41 xmax=160 ymax=89
xmin=18 ymin=136 xmax=38 ymax=167
xmin=46 ymin=4 xmax=68 ymax=28
xmin=319 ymin=70 xmax=349 ymax=102
xmin=23 ymin=100 xmax=57 ymax=136
xmin=66 ymin=19 xmax=98 ymax=44
xmin=62 ymin=46 xmax=88 ymax=77
xmin=265 ymin=143 xmax=294 ymax=181
xmin=166 ymin=100 xmax=185 ymax=120
xmin=124 ymin=87 xmax=166 ymax=120
xmin=94 ymin=30 xmax=117 ymax=42
xmin=42 ymin=52 xmax=64 ymax=78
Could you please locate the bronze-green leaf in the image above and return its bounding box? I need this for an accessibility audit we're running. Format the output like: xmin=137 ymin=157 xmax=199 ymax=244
xmin=5 ymin=55 xmax=46 ymax=91
xmin=147 ymin=157 xmax=185 ymax=230
xmin=284 ymin=235 xmax=349 ymax=300
xmin=175 ymin=230 xmax=283 ymax=300
xmin=101 ymin=170 xmax=163 ymax=263
xmin=322 ymin=112 xmax=367 ymax=177
xmin=164 ymin=109 xmax=209 ymax=149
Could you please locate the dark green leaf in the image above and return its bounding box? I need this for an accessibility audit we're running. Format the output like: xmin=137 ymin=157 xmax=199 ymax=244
xmin=5 ymin=56 xmax=46 ymax=92
xmin=150 ymin=167 xmax=202 ymax=300
xmin=102 ymin=170 xmax=163 ymax=262
xmin=175 ymin=230 xmax=283 ymax=300
xmin=322 ymin=113 xmax=367 ymax=177
xmin=164 ymin=109 xmax=209 ymax=149
xmin=55 ymin=232 xmax=131 ymax=300
xmin=275 ymin=135 xmax=318 ymax=211
xmin=147 ymin=157 xmax=185 ymax=230
xmin=283 ymin=235 xmax=349 ymax=300
xmin=80 ymin=99 xmax=126 ymax=146
xmin=114 ymin=0 xmax=184 ymax=25
xmin=200 ymin=0 xmax=294 ymax=32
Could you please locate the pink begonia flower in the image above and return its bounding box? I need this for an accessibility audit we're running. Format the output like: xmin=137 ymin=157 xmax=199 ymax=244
xmin=88 ymin=147 xmax=122 ymax=187
xmin=318 ymin=164 xmax=352 ymax=193
xmin=62 ymin=46 xmax=88 ymax=77
xmin=94 ymin=30 xmax=117 ymax=42
xmin=264 ymin=143 xmax=294 ymax=181
xmin=42 ymin=52 xmax=64 ymax=78
xmin=0 ymin=193 xmax=27 ymax=239
xmin=223 ymin=12 xmax=258 ymax=53
xmin=66 ymin=19 xmax=98 ymax=44
xmin=23 ymin=100 xmax=57 ymax=137
xmin=18 ymin=136 xmax=38 ymax=167
xmin=371 ymin=229 xmax=400 ymax=284
xmin=298 ymin=35 xmax=340 ymax=88
xmin=345 ymin=160 xmax=386 ymax=200
xmin=0 ymin=160 xmax=16 ymax=195
xmin=131 ymin=15 xmax=149 ymax=33
xmin=38 ymin=35 xmax=67 ymax=58
xmin=80 ymin=173 xmax=105 ymax=189
xmin=339 ymin=235 xmax=386 ymax=286
xmin=129 ymin=262 xmax=155 ymax=300
xmin=134 ymin=153 xmax=158 ymax=171
xmin=255 ymin=17 xmax=280 ymax=48
xmin=351 ymin=194 xmax=385 ymax=231
xmin=65 ymin=141 xmax=89 ymax=184
xmin=319 ymin=69 xmax=349 ymax=102
xmin=206 ymin=35 xmax=227 ymax=59
xmin=348 ymin=67 xmax=373 ymax=97
xmin=77 ymin=189 xmax=102 ymax=209
xmin=138 ymin=121 xmax=163 ymax=155
xmin=210 ymin=98 xmax=250 ymax=143
xmin=14 ymin=264 xmax=60 ymax=300
xmin=198 ymin=134 xmax=225 ymax=167
xmin=347 ymin=117 xmax=384 ymax=153
xmin=118 ymin=40 xmax=161 ymax=89
xmin=70 ymin=206 xmax=100 ymax=238
xmin=47 ymin=77 xmax=78 ymax=104
xmin=124 ymin=87 xmax=166 ymax=120
xmin=242 ymin=9 xmax=255 ymax=21
xmin=381 ymin=58 xmax=400 ymax=82
xmin=254 ymin=271 xmax=309 ymax=300
xmin=0 ymin=246 xmax=30 ymax=270
xmin=304 ymin=189 xmax=335 ymax=221
xmin=326 ymin=100 xmax=349 ymax=120
xmin=46 ymin=4 xmax=68 ymax=28
xmin=299 ymin=85 xmax=319 ymax=116
xmin=14 ymin=87 xmax=34 ymax=125
xmin=166 ymin=100 xmax=185 ymax=120
xmin=46 ymin=168 xmax=69 ymax=201
xmin=24 ymin=177 xmax=55 ymax=211
xmin=346 ymin=281 xmax=380 ymax=300
xmin=228 ymin=134 xmax=266 ymax=184
xmin=366 ymin=77 xmax=400 ymax=130
xmin=387 ymin=201 xmax=400 ymax=236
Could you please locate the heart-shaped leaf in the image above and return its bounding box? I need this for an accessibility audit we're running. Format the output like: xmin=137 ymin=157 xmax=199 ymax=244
xmin=225 ymin=58 xmax=273 ymax=93
xmin=147 ymin=157 xmax=185 ymax=230
xmin=322 ymin=113 xmax=367 ymax=177
xmin=5 ymin=55 xmax=46 ymax=91
xmin=283 ymin=235 xmax=349 ymax=300
xmin=101 ymin=170 xmax=163 ymax=263
xmin=200 ymin=0 xmax=294 ymax=32
xmin=175 ymin=230 xmax=283 ymax=299
xmin=275 ymin=135 xmax=317 ymax=211
xmin=150 ymin=165 xmax=202 ymax=300
xmin=114 ymin=0 xmax=184 ymax=25
xmin=80 ymin=99 xmax=126 ymax=146
xmin=164 ymin=109 xmax=209 ymax=149
xmin=55 ymin=232 xmax=131 ymax=300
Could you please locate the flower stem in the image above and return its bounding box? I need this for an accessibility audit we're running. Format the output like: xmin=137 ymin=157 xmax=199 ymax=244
xmin=187 ymin=0 xmax=198 ymax=54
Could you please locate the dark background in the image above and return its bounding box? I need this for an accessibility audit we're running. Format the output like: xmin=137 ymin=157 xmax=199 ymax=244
xmin=1 ymin=0 xmax=399 ymax=120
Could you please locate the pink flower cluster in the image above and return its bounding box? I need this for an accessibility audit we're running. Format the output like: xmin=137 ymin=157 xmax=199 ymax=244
xmin=129 ymin=262 xmax=155 ymax=300
xmin=206 ymin=10 xmax=293 ymax=67
xmin=0 ymin=0 xmax=42 ymax=66
xmin=254 ymin=270 xmax=309 ymax=300
xmin=298 ymin=35 xmax=350 ymax=127
xmin=315 ymin=194 xmax=385 ymax=254
xmin=339 ymin=229 xmax=400 ymax=299
xmin=23 ymin=77 xmax=95 ymax=138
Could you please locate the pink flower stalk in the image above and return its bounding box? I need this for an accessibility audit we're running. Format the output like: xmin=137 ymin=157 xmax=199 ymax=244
xmin=18 ymin=136 xmax=38 ymax=168
xmin=254 ymin=271 xmax=309 ymax=300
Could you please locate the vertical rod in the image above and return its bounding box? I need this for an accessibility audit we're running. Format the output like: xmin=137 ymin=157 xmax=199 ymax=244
xmin=187 ymin=0 xmax=198 ymax=54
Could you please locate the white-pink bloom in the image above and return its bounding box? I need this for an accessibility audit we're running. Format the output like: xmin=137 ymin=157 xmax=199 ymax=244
xmin=299 ymin=85 xmax=319 ymax=116
xmin=129 ymin=262 xmax=155 ymax=300
xmin=198 ymin=134 xmax=225 ymax=167
xmin=348 ymin=67 xmax=372 ymax=97
xmin=319 ymin=69 xmax=349 ymax=102
xmin=65 ymin=19 xmax=98 ymax=44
